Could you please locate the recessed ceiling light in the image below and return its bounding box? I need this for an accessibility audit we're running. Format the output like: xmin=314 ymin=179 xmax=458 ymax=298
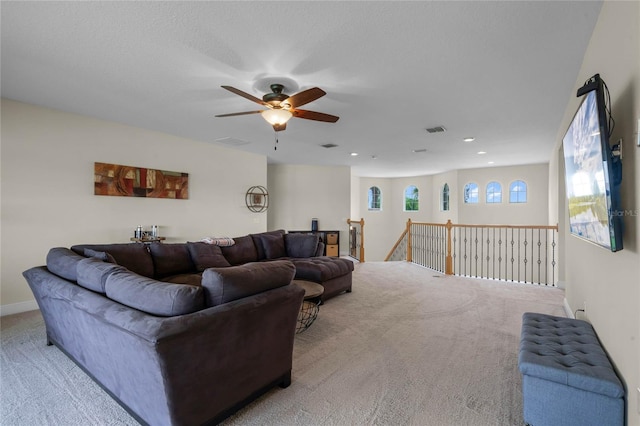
xmin=463 ymin=137 xmax=475 ymax=142
xmin=321 ymin=143 xmax=338 ymax=148
xmin=477 ymin=151 xmax=487 ymax=155
xmin=488 ymin=161 xmax=495 ymax=164
xmin=350 ymin=152 xmax=358 ymax=156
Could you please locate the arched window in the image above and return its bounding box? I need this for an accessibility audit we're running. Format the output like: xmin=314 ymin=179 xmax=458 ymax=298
xmin=368 ymin=186 xmax=382 ymax=210
xmin=442 ymin=183 xmax=450 ymax=211
xmin=509 ymin=180 xmax=527 ymax=203
xmin=464 ymin=183 xmax=479 ymax=204
xmin=486 ymin=181 xmax=502 ymax=203
xmin=404 ymin=185 xmax=419 ymax=211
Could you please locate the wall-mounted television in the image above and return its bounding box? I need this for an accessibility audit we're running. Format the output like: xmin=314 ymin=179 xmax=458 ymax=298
xmin=562 ymin=74 xmax=623 ymax=252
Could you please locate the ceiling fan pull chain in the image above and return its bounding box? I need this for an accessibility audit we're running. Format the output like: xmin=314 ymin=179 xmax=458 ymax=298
xmin=274 ymin=131 xmax=278 ymax=151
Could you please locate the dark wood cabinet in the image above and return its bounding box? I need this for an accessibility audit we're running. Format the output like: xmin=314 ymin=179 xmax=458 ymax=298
xmin=288 ymin=230 xmax=340 ymax=257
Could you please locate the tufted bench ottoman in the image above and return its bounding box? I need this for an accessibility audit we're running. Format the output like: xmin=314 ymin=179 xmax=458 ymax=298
xmin=518 ymin=312 xmax=624 ymax=426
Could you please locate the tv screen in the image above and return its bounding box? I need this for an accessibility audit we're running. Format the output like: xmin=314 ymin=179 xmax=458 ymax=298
xmin=562 ymin=77 xmax=623 ymax=252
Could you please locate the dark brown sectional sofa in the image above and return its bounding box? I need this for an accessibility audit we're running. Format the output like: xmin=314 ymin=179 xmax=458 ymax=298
xmin=71 ymin=229 xmax=353 ymax=302
xmin=22 ymin=230 xmax=353 ymax=426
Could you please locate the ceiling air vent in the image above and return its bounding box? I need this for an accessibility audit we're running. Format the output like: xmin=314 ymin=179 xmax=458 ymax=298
xmin=426 ymin=126 xmax=446 ymax=134
xmin=321 ymin=143 xmax=338 ymax=148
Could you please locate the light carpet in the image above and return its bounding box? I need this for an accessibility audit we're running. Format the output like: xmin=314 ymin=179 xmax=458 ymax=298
xmin=1 ymin=261 xmax=565 ymax=425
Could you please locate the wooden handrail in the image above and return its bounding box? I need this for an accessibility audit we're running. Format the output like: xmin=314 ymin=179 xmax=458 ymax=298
xmin=408 ymin=221 xmax=558 ymax=231
xmin=384 ymin=228 xmax=407 ymax=261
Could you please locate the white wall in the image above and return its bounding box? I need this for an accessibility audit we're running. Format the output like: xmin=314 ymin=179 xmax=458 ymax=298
xmin=457 ymin=164 xmax=549 ymax=225
xmin=551 ymin=2 xmax=640 ymax=423
xmin=356 ymin=164 xmax=549 ymax=261
xmin=431 ymin=170 xmax=459 ymax=224
xmin=1 ymin=99 xmax=267 ymax=314
xmin=267 ymin=164 xmax=351 ymax=253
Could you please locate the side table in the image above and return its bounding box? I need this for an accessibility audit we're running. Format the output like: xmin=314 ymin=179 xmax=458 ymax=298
xmin=292 ymin=280 xmax=324 ymax=333
xmin=130 ymin=237 xmax=166 ymax=243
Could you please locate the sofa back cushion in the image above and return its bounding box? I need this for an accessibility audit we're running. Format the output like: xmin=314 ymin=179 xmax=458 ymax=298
xmin=71 ymin=244 xmax=155 ymax=278
xmin=284 ymin=233 xmax=321 ymax=258
xmin=46 ymin=247 xmax=85 ymax=281
xmin=148 ymin=243 xmax=195 ymax=279
xmin=250 ymin=230 xmax=286 ymax=260
xmin=201 ymin=260 xmax=295 ymax=307
xmin=105 ymin=270 xmax=204 ymax=316
xmin=76 ymin=257 xmax=126 ymax=293
xmin=187 ymin=242 xmax=231 ymax=271
xmin=220 ymin=235 xmax=259 ymax=265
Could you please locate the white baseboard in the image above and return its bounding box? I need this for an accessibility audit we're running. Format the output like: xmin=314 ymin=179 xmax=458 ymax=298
xmin=0 ymin=300 xmax=39 ymax=317
xmin=563 ymin=298 xmax=574 ymax=318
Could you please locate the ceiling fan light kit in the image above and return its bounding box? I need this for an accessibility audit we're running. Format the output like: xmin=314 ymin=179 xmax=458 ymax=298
xmin=216 ymin=83 xmax=339 ymax=133
xmin=261 ymin=108 xmax=292 ymax=126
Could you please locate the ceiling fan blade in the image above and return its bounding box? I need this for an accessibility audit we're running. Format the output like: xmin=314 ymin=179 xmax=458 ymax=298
xmin=273 ymin=123 xmax=287 ymax=132
xmin=215 ymin=110 xmax=263 ymax=118
xmin=286 ymin=87 xmax=326 ymax=108
xmin=293 ymin=109 xmax=340 ymax=123
xmin=221 ymin=86 xmax=266 ymax=105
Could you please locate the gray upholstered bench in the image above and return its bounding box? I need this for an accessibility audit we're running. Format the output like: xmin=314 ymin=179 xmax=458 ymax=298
xmin=518 ymin=312 xmax=624 ymax=426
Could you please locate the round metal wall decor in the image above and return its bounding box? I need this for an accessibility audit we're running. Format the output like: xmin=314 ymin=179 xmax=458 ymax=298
xmin=245 ymin=186 xmax=269 ymax=213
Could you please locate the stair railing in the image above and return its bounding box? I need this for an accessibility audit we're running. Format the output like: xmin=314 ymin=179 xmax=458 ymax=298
xmin=346 ymin=218 xmax=365 ymax=262
xmin=388 ymin=219 xmax=559 ymax=286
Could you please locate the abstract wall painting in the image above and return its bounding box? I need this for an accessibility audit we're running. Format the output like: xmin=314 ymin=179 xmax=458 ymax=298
xmin=94 ymin=162 xmax=189 ymax=199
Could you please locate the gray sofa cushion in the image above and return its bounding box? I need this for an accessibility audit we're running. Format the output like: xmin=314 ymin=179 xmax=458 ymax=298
xmin=71 ymin=244 xmax=155 ymax=278
xmin=290 ymin=257 xmax=354 ymax=282
xmin=187 ymin=242 xmax=231 ymax=271
xmin=162 ymin=272 xmax=203 ymax=287
xmin=148 ymin=243 xmax=195 ymax=278
xmin=220 ymin=235 xmax=259 ymax=265
xmin=46 ymin=247 xmax=85 ymax=281
xmin=284 ymin=233 xmax=320 ymax=258
xmin=202 ymin=260 xmax=295 ymax=307
xmin=251 ymin=230 xmax=286 ymax=260
xmin=259 ymin=234 xmax=287 ymax=259
xmin=105 ymin=270 xmax=204 ymax=316
xmin=76 ymin=257 xmax=126 ymax=293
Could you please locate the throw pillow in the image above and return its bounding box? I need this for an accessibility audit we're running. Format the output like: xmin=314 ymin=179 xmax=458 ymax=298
xmin=148 ymin=243 xmax=195 ymax=279
xmin=260 ymin=234 xmax=286 ymax=259
xmin=200 ymin=237 xmax=235 ymax=247
xmin=220 ymin=235 xmax=259 ymax=265
xmin=284 ymin=233 xmax=320 ymax=258
xmin=187 ymin=242 xmax=231 ymax=271
xmin=250 ymin=230 xmax=286 ymax=259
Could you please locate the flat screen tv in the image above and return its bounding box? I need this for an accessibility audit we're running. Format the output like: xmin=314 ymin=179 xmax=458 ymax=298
xmin=562 ymin=74 xmax=623 ymax=252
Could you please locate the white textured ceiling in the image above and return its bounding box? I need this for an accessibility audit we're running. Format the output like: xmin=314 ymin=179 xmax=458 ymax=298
xmin=1 ymin=1 xmax=601 ymax=177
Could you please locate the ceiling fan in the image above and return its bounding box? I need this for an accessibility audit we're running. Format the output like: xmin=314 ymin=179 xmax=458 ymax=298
xmin=215 ymin=84 xmax=339 ymax=131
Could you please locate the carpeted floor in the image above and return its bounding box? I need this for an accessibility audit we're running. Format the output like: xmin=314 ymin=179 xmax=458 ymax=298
xmin=1 ymin=261 xmax=565 ymax=425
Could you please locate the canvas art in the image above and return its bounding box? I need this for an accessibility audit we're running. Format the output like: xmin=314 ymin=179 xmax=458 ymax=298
xmin=94 ymin=162 xmax=189 ymax=199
